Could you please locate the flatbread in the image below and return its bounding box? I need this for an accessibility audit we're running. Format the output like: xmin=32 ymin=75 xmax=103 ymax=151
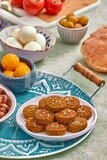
xmin=81 ymin=26 xmax=107 ymax=73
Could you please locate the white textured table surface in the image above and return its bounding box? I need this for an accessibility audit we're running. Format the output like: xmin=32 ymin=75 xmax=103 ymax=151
xmin=0 ymin=0 xmax=107 ymax=160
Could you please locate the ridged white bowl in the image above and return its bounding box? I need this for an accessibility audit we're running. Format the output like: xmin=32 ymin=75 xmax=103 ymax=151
xmin=57 ymin=17 xmax=89 ymax=44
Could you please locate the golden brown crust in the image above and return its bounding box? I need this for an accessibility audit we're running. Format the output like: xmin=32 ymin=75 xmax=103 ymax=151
xmin=63 ymin=96 xmax=80 ymax=111
xmin=26 ymin=117 xmax=45 ymax=133
xmin=76 ymin=105 xmax=92 ymax=119
xmin=81 ymin=26 xmax=107 ymax=72
xmin=55 ymin=109 xmax=76 ymax=124
xmin=34 ymin=109 xmax=54 ymax=125
xmin=23 ymin=105 xmax=39 ymax=119
xmin=45 ymin=95 xmax=66 ymax=112
xmin=45 ymin=122 xmax=67 ymax=136
xmin=67 ymin=117 xmax=87 ymax=133
xmin=38 ymin=97 xmax=47 ymax=109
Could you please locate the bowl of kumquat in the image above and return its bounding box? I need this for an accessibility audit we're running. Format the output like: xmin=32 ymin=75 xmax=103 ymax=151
xmin=0 ymin=53 xmax=36 ymax=93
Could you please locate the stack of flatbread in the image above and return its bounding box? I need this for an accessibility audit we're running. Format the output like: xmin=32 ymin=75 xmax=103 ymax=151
xmin=81 ymin=26 xmax=107 ymax=73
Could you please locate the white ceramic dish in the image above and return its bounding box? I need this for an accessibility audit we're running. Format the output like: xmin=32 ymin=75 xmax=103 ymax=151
xmin=0 ymin=84 xmax=16 ymax=122
xmin=16 ymin=94 xmax=97 ymax=142
xmin=57 ymin=16 xmax=89 ymax=44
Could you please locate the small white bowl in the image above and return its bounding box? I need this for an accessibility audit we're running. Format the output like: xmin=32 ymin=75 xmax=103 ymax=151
xmin=0 ymin=84 xmax=16 ymax=123
xmin=0 ymin=25 xmax=56 ymax=62
xmin=57 ymin=17 xmax=89 ymax=44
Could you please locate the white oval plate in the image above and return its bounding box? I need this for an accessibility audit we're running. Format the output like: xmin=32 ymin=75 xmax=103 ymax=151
xmin=16 ymin=94 xmax=97 ymax=142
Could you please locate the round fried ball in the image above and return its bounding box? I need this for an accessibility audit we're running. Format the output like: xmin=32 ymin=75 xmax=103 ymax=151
xmin=38 ymin=97 xmax=47 ymax=109
xmin=23 ymin=105 xmax=39 ymax=119
xmin=55 ymin=108 xmax=76 ymax=124
xmin=34 ymin=109 xmax=54 ymax=125
xmin=67 ymin=117 xmax=87 ymax=133
xmin=77 ymin=105 xmax=92 ymax=119
xmin=45 ymin=122 xmax=67 ymax=136
xmin=26 ymin=117 xmax=45 ymax=133
xmin=63 ymin=96 xmax=80 ymax=111
xmin=45 ymin=95 xmax=66 ymax=112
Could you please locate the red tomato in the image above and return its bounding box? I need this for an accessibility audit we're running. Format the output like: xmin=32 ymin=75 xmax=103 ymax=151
xmin=23 ymin=0 xmax=45 ymax=15
xmin=11 ymin=0 xmax=23 ymax=8
xmin=45 ymin=0 xmax=62 ymax=15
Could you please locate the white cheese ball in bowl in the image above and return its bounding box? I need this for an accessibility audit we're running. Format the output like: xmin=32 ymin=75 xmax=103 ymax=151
xmin=5 ymin=37 xmax=23 ymax=49
xmin=18 ymin=26 xmax=37 ymax=44
xmin=24 ymin=41 xmax=41 ymax=51
xmin=36 ymin=33 xmax=46 ymax=50
xmin=11 ymin=28 xmax=20 ymax=40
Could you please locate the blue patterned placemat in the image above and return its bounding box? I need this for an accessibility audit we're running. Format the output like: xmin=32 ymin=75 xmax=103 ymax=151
xmin=0 ymin=71 xmax=93 ymax=159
